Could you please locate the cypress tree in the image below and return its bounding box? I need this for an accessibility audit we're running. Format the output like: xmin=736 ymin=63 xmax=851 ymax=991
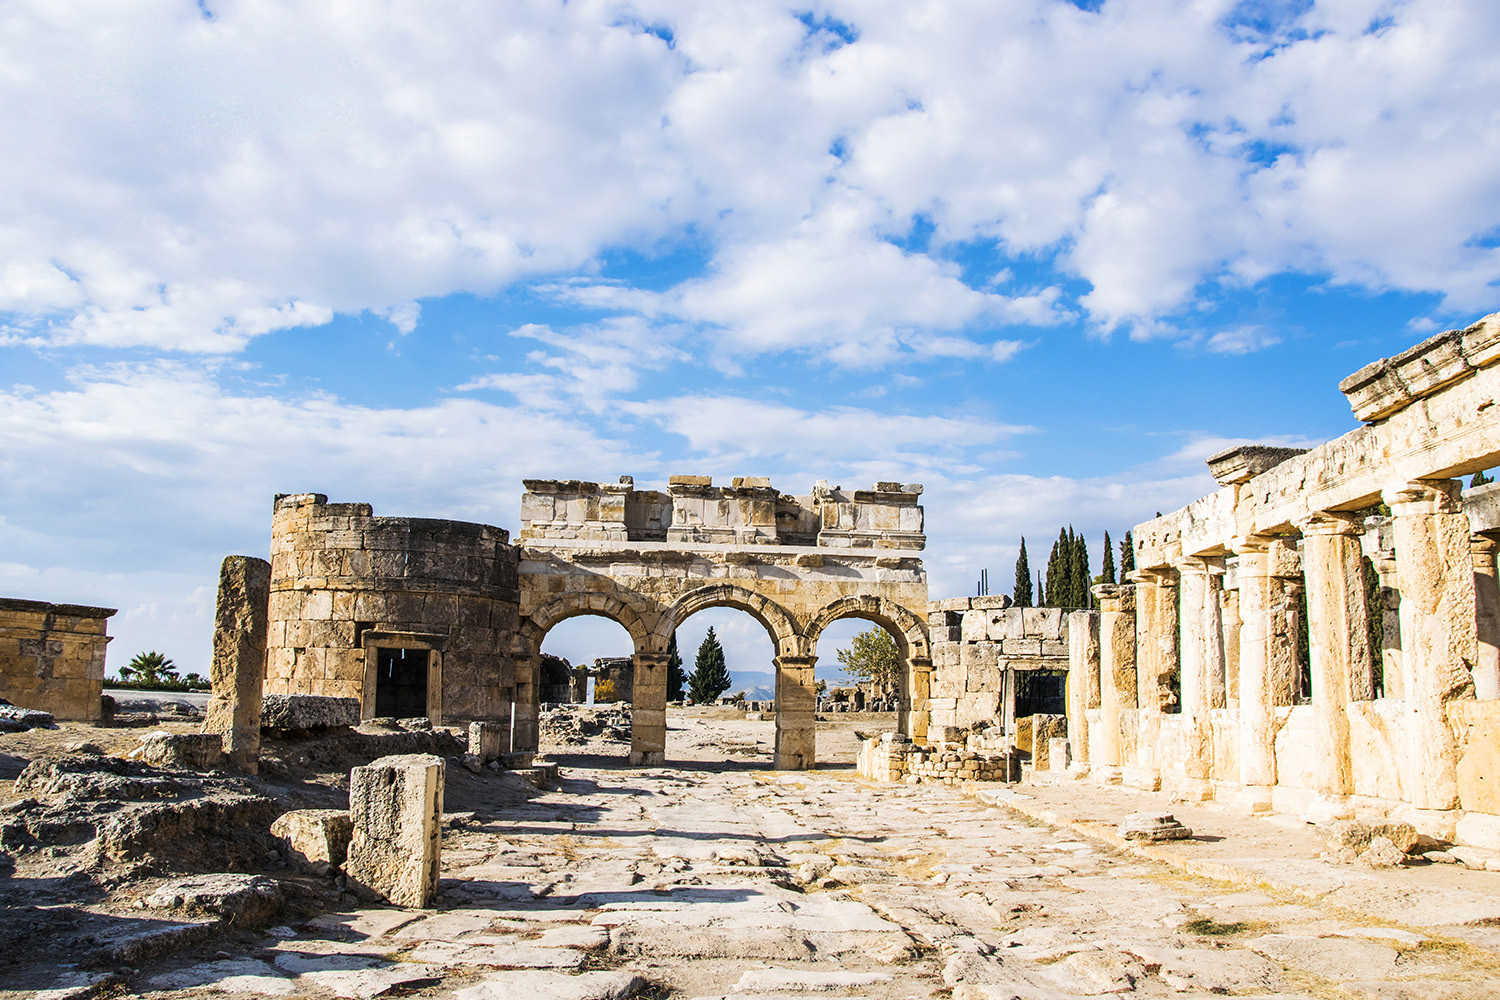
xmin=1046 ymin=527 xmax=1069 ymax=608
xmin=1101 ymin=530 xmax=1116 ymax=584
xmin=1013 ymin=538 xmax=1033 ymax=607
xmin=1474 ymin=469 xmax=1494 ymax=487
xmin=1074 ymin=531 xmax=1091 ymax=609
xmin=688 ymin=626 xmax=732 ymax=705
xmin=666 ymin=633 xmax=685 ymax=702
xmin=1120 ymin=530 xmax=1135 ymax=579
xmin=1036 ymin=571 xmax=1045 ymax=607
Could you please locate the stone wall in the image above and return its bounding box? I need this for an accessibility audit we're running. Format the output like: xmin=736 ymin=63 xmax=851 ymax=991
xmin=265 ymin=494 xmax=521 ymax=726
xmin=857 ymin=731 xmax=1018 ymax=785
xmin=0 ymin=597 xmax=115 ymax=721
xmin=1066 ymin=310 xmax=1500 ymax=848
xmin=926 ymin=600 xmax=1069 ymax=732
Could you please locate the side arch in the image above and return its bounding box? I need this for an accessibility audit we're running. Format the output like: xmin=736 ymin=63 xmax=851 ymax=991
xmin=655 ymin=583 xmax=804 ymax=656
xmin=519 ymin=592 xmax=655 ymax=655
xmin=805 ymin=595 xmax=930 ymax=661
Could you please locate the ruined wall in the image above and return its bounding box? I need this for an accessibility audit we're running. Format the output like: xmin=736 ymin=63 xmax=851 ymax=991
xmin=0 ymin=598 xmax=115 ymax=721
xmin=265 ymin=494 xmax=520 ymax=725
xmin=1068 ymin=310 xmax=1500 ymax=847
xmin=926 ymin=600 xmax=1069 ymax=732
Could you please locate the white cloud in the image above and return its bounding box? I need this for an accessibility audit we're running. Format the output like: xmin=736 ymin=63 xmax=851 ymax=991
xmin=1205 ymin=325 xmax=1281 ymax=354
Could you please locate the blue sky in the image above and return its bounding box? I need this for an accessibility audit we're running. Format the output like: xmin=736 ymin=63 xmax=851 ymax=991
xmin=2 ymin=0 xmax=1498 ymax=687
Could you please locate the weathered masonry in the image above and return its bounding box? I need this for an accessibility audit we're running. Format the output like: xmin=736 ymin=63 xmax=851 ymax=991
xmin=0 ymin=597 xmax=116 ymax=721
xmin=1065 ymin=311 xmax=1500 ymax=850
xmin=258 ymin=477 xmax=931 ymax=769
xmin=516 ymin=476 xmax=930 ymax=768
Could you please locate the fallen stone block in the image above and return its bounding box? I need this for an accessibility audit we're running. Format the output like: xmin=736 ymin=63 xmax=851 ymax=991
xmin=270 ymin=808 xmax=352 ymax=874
xmin=144 ymin=873 xmax=284 ymax=927
xmin=1320 ymin=819 xmax=1418 ymax=855
xmin=260 ymin=694 xmax=360 ymax=732
xmin=345 ymin=753 xmax=443 ymax=908
xmin=1359 ymin=836 xmax=1409 ymax=868
xmin=468 ymin=721 xmax=509 ymax=762
xmin=0 ymin=704 xmax=56 ymax=731
xmin=141 ymin=732 xmax=226 ymax=771
xmin=1118 ymin=811 xmax=1193 ymax=841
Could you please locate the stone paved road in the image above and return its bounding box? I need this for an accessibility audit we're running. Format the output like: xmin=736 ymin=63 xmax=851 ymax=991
xmin=135 ymin=749 xmax=1500 ymax=1000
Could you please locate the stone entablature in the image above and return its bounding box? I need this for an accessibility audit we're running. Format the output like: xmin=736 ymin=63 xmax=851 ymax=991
xmin=520 ymin=476 xmax=925 ymax=550
xmin=265 ymin=494 xmax=521 ymax=727
xmin=1072 ymin=310 xmax=1500 ymax=850
xmin=0 ymin=597 xmax=115 ymax=721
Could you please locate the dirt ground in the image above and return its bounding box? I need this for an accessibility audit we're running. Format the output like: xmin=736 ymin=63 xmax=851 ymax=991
xmin=7 ymin=708 xmax=1500 ymax=999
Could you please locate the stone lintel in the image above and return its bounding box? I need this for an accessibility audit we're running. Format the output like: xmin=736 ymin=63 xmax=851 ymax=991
xmin=1340 ymin=312 xmax=1500 ymax=422
xmin=361 ymin=629 xmax=448 ymax=650
xmin=1465 ymin=481 xmax=1500 ymax=534
xmin=523 ymin=479 xmax=605 ymax=494
xmin=0 ymin=597 xmax=118 ymax=619
xmin=1205 ymin=445 xmax=1310 ymax=486
xmin=668 ymin=474 xmax=712 ymax=487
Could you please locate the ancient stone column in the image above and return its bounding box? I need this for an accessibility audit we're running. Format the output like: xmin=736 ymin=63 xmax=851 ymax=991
xmin=1128 ymin=568 xmax=1176 ymax=790
xmin=1386 ymin=480 xmax=1479 ymax=811
xmin=203 ymin=555 xmax=271 ymax=774
xmin=1297 ymin=511 xmax=1371 ymax=814
xmin=1473 ymin=532 xmax=1500 ymax=701
xmin=1066 ymin=609 xmax=1099 ymax=772
xmin=1234 ymin=539 xmax=1276 ymax=808
xmin=511 ymin=652 xmax=541 ymax=753
xmin=346 ymin=753 xmax=443 ymax=908
xmin=629 ymin=650 xmax=670 ymax=766
xmin=774 ymin=653 xmax=817 ymax=770
xmin=901 ymin=655 xmax=932 ymax=743
xmin=1175 ymin=561 xmax=1221 ymax=797
xmin=1093 ymin=584 xmax=1136 ymax=781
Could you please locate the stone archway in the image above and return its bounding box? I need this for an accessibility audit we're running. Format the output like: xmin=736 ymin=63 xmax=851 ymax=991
xmin=806 ymin=595 xmax=935 ymax=743
xmin=516 ymin=476 xmax=932 ymax=768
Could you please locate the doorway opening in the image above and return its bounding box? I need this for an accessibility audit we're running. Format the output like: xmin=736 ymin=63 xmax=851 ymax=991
xmin=374 ymin=647 xmax=430 ymax=718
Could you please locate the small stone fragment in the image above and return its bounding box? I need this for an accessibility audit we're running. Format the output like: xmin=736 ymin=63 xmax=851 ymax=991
xmin=271 ymin=808 xmax=353 ymax=874
xmin=1117 ymin=811 xmax=1193 ymax=841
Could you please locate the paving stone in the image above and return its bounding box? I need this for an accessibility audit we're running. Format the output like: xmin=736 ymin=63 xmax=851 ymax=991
xmin=453 ymin=969 xmax=645 ymax=1000
xmin=1247 ymin=933 xmax=1401 ymax=980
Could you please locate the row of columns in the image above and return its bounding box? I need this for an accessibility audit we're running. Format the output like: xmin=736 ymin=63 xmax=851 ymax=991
xmin=1074 ymin=478 xmax=1490 ymax=817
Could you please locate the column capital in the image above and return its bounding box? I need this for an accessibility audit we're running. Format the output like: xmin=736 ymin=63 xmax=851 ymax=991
xmin=1384 ymin=478 xmax=1463 ymax=515
xmin=1296 ymin=511 xmax=1363 ymax=537
xmin=1230 ymin=534 xmax=1273 ymax=556
xmin=1091 ymin=583 xmax=1136 ymax=612
xmin=773 ymin=654 xmax=818 ymax=669
xmin=1473 ymin=531 xmax=1500 ymax=556
xmin=633 ymin=651 xmax=671 ymax=668
xmin=1128 ymin=568 xmax=1177 ymax=588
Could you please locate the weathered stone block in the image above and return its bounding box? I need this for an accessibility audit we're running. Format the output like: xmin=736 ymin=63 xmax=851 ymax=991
xmin=346 ymin=753 xmax=443 ymax=908
xmin=468 ymin=721 xmax=509 ymax=761
xmin=271 ymin=808 xmax=353 ymax=873
xmin=1118 ymin=811 xmax=1193 ymax=841
xmin=203 ymin=555 xmax=270 ymax=774
xmin=261 ymin=694 xmax=360 ymax=731
xmin=142 ymin=732 xmax=226 ymax=771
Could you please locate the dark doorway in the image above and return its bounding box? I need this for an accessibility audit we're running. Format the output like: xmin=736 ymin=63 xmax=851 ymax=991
xmin=1014 ymin=669 xmax=1067 ymax=718
xmin=375 ymin=647 xmax=429 ymax=718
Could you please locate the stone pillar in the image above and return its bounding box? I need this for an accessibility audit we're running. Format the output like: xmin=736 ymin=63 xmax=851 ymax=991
xmin=512 ymin=653 xmax=541 ymax=753
xmin=1093 ymin=584 xmax=1136 ymax=781
xmin=1387 ymin=480 xmax=1479 ymax=811
xmin=630 ymin=651 xmax=670 ymax=766
xmin=1473 ymin=533 xmax=1500 ymax=701
xmin=203 ymin=555 xmax=271 ymax=774
xmin=1175 ymin=561 xmax=1221 ymax=797
xmin=1234 ymin=540 xmax=1276 ymax=808
xmin=774 ymin=653 xmax=817 ymax=770
xmin=1266 ymin=538 xmax=1304 ymax=707
xmin=1128 ymin=569 xmax=1177 ymax=790
xmin=901 ymin=656 xmax=932 ymax=743
xmin=1297 ymin=511 xmax=1371 ymax=815
xmin=1066 ymin=610 xmax=1099 ymax=772
xmin=346 ymin=753 xmax=443 ymax=908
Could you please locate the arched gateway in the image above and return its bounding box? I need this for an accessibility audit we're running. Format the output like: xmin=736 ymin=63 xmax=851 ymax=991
xmin=260 ymin=477 xmax=931 ymax=770
xmin=515 ymin=476 xmax=931 ymax=768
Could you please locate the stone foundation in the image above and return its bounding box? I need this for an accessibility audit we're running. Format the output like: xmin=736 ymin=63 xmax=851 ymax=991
xmin=858 ymin=732 xmax=1019 ymax=785
xmin=0 ymin=598 xmax=115 ymax=721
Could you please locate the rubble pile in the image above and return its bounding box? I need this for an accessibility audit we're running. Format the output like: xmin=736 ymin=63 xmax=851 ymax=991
xmin=540 ymin=704 xmax=631 ymax=745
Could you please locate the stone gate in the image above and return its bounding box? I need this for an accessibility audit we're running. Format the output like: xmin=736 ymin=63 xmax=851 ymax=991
xmin=515 ymin=476 xmax=932 ymax=768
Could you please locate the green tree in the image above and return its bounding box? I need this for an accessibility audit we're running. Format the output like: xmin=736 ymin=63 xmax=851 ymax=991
xmin=1101 ymin=530 xmax=1116 ymax=584
xmin=1473 ymin=469 xmax=1494 ymax=488
xmin=1044 ymin=527 xmax=1068 ymax=608
xmin=1036 ymin=571 xmax=1045 ymax=607
xmin=1013 ymin=537 xmax=1033 ymax=607
xmin=1073 ymin=531 xmax=1091 ymax=609
xmin=666 ymin=633 xmax=686 ymax=702
xmin=688 ymin=627 xmax=732 ymax=705
xmin=120 ymin=650 xmax=178 ymax=685
xmin=836 ymin=626 xmax=902 ymax=699
xmin=1120 ymin=530 xmax=1135 ymax=580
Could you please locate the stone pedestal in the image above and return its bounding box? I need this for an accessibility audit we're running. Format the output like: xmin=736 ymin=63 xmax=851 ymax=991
xmin=630 ymin=651 xmax=669 ymax=766
xmin=1094 ymin=585 xmax=1137 ymax=780
xmin=346 ymin=753 xmax=444 ymax=908
xmin=1387 ymin=480 xmax=1479 ymax=811
xmin=203 ymin=556 xmax=271 ymax=774
xmin=1298 ymin=512 xmax=1371 ymax=808
xmin=468 ymin=721 xmax=509 ymax=762
xmin=1066 ymin=610 xmax=1098 ymax=770
xmin=774 ymin=654 xmax=817 ymax=770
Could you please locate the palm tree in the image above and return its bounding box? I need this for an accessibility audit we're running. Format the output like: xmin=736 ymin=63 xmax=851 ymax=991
xmin=120 ymin=650 xmax=179 ymax=685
